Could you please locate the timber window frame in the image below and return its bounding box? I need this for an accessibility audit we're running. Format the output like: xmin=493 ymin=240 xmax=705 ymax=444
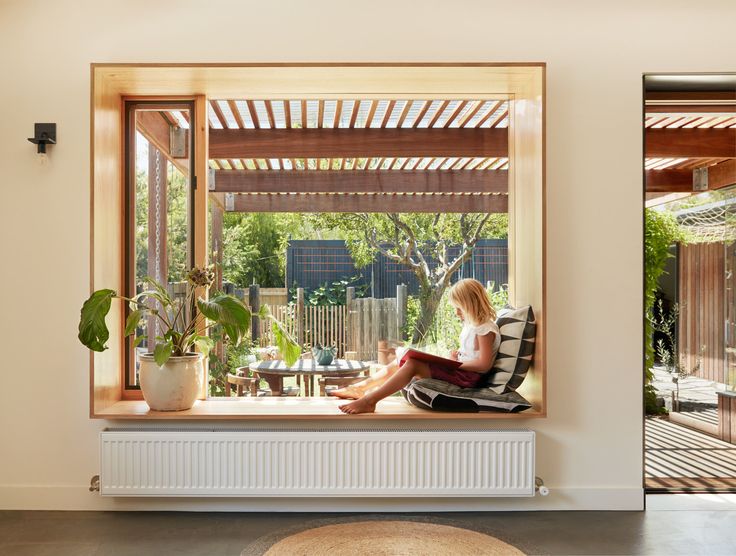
xmin=90 ymin=63 xmax=546 ymax=419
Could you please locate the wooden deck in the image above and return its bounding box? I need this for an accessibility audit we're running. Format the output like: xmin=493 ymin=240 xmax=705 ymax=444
xmin=646 ymin=416 xmax=736 ymax=491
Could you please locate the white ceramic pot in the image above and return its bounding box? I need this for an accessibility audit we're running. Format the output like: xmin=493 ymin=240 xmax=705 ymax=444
xmin=138 ymin=353 xmax=203 ymax=411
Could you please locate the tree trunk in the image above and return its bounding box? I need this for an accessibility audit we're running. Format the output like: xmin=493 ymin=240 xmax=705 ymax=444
xmin=411 ymin=286 xmax=446 ymax=344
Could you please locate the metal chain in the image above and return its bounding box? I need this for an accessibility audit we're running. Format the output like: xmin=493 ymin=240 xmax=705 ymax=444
xmin=154 ymin=149 xmax=162 ymax=336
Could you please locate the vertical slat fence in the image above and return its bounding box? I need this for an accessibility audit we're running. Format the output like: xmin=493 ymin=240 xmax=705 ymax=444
xmin=678 ymin=242 xmax=726 ymax=383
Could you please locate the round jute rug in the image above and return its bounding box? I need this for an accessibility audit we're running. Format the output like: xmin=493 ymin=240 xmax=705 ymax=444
xmin=257 ymin=520 xmax=525 ymax=556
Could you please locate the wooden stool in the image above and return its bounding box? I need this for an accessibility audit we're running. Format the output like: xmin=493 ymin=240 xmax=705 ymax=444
xmin=318 ymin=375 xmax=363 ymax=396
xmin=226 ymin=373 xmax=258 ymax=397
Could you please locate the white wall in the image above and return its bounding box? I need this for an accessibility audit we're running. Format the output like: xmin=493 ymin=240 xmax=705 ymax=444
xmin=1 ymin=0 xmax=734 ymax=511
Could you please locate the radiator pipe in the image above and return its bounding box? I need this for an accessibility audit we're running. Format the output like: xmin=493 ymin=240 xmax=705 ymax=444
xmin=89 ymin=475 xmax=100 ymax=492
xmin=535 ymin=476 xmax=549 ymax=496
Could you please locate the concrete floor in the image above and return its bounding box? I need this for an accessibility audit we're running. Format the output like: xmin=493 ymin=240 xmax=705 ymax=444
xmin=1 ymin=498 xmax=736 ymax=556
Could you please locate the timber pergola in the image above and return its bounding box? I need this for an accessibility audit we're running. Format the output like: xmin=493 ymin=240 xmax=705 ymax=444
xmin=644 ymin=92 xmax=736 ymax=204
xmin=136 ymin=97 xmax=510 ymax=214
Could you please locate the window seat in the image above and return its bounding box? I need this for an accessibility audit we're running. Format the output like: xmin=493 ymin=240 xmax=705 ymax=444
xmin=95 ymin=396 xmax=544 ymax=420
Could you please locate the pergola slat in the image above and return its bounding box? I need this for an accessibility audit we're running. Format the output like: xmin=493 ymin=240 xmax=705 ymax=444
xmin=365 ymin=100 xmax=377 ymax=128
xmin=209 ymin=128 xmax=508 ymax=159
xmin=229 ymin=193 xmax=508 ymax=213
xmin=475 ymin=101 xmax=504 ymax=127
xmin=381 ymin=100 xmax=396 ymax=128
xmin=246 ymin=100 xmax=260 ymax=129
xmin=212 ymin=169 xmax=508 ymax=193
xmin=412 ymin=101 xmax=431 ymax=128
xmin=428 ymin=100 xmax=450 ymax=128
xmin=284 ymin=101 xmax=291 ymax=129
xmin=227 ymin=100 xmax=245 ymax=129
xmin=210 ymin=100 xmax=228 ymax=128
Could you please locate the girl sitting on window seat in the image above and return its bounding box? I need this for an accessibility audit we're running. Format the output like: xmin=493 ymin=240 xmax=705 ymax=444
xmin=335 ymin=278 xmax=501 ymax=415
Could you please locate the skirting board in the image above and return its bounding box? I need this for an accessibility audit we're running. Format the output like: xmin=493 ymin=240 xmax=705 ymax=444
xmin=0 ymin=486 xmax=644 ymax=512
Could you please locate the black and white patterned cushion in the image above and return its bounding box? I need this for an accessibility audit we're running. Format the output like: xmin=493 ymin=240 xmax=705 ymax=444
xmin=403 ymin=378 xmax=532 ymax=413
xmin=483 ymin=305 xmax=536 ymax=394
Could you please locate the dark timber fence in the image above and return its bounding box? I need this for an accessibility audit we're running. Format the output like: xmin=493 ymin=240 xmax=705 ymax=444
xmin=286 ymin=239 xmax=508 ymax=299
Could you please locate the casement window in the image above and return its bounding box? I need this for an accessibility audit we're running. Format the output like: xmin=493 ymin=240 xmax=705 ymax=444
xmin=123 ymin=101 xmax=195 ymax=389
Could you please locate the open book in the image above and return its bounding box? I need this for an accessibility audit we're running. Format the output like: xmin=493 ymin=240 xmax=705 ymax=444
xmin=399 ymin=347 xmax=463 ymax=369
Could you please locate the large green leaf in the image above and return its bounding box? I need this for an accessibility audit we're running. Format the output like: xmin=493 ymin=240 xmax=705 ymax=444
xmin=142 ymin=276 xmax=174 ymax=306
xmin=197 ymin=294 xmax=251 ymax=345
xmin=193 ymin=335 xmax=215 ymax=357
xmin=153 ymin=340 xmax=174 ymax=366
xmin=271 ymin=320 xmax=301 ymax=367
xmin=78 ymin=289 xmax=116 ymax=352
xmin=124 ymin=309 xmax=145 ymax=337
xmin=132 ymin=335 xmax=146 ymax=349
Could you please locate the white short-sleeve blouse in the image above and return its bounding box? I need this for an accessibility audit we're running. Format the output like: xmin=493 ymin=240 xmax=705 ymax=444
xmin=458 ymin=319 xmax=501 ymax=369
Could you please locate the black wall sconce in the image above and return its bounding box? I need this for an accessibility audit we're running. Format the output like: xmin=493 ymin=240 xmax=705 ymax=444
xmin=28 ymin=123 xmax=56 ymax=154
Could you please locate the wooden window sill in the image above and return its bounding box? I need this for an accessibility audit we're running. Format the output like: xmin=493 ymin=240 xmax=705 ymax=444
xmin=95 ymin=396 xmax=545 ymax=420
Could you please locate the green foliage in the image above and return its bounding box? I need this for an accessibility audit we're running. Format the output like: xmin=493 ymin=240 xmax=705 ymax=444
xmin=197 ymin=293 xmax=252 ymax=346
xmin=650 ymin=299 xmax=703 ymax=409
xmin=222 ymin=213 xmax=284 ymax=287
xmin=77 ymin=289 xmax=116 ymax=351
xmin=207 ymin=338 xmax=256 ymax=397
xmin=76 ymin=268 xmax=293 ymax=368
xmin=292 ymin=275 xmax=370 ymax=306
xmin=270 ymin=318 xmax=302 ymax=366
xmin=644 ymin=209 xmax=685 ymax=374
xmin=135 ymin=166 xmax=188 ymax=284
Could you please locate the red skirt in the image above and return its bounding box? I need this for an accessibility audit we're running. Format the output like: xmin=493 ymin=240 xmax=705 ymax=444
xmin=398 ymin=354 xmax=484 ymax=389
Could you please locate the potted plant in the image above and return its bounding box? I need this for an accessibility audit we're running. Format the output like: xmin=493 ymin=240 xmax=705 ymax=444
xmin=78 ymin=266 xmax=299 ymax=411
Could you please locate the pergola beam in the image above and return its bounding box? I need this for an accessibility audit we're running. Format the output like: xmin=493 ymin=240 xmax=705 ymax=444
xmin=212 ymin=169 xmax=508 ymax=194
xmin=646 ymin=128 xmax=736 ymax=158
xmin=136 ymin=111 xmax=189 ymax=175
xmin=645 ymin=160 xmax=736 ymax=192
xmin=646 ymin=105 xmax=736 ymax=114
xmin=228 ymin=193 xmax=507 ymax=213
xmin=209 ymin=128 xmax=508 ymax=159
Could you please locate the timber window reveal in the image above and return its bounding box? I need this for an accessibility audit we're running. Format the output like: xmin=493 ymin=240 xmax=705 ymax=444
xmin=91 ymin=64 xmax=545 ymax=418
xmin=123 ymin=101 xmax=196 ymax=389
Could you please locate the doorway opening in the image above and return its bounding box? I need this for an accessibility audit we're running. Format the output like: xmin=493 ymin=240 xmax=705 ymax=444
xmin=643 ymin=73 xmax=736 ymax=492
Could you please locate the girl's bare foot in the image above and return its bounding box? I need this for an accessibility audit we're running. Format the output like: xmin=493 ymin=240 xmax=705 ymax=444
xmin=339 ymin=397 xmax=377 ymax=414
xmin=329 ymin=386 xmax=362 ymax=400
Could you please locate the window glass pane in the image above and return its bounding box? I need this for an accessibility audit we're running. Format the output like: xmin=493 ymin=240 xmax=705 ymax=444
xmin=127 ymin=104 xmax=192 ymax=387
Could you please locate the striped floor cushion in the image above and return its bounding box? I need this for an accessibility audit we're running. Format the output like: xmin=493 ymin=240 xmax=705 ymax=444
xmin=403 ymin=378 xmax=532 ymax=413
xmin=483 ymin=305 xmax=536 ymax=394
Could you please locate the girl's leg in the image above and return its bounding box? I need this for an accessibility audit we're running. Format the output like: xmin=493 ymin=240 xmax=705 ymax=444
xmin=331 ymin=360 xmax=399 ymax=399
xmin=339 ymin=359 xmax=431 ymax=414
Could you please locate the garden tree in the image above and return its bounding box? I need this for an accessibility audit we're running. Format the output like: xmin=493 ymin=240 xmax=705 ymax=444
xmin=221 ymin=213 xmax=346 ymax=288
xmin=312 ymin=212 xmax=508 ymax=343
xmin=222 ymin=213 xmax=283 ymax=287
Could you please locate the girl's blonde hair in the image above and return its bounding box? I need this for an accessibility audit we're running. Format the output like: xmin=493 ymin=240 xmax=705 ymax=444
xmin=448 ymin=278 xmax=497 ymax=326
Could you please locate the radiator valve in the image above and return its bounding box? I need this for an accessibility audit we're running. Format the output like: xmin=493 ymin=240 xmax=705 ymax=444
xmin=535 ymin=476 xmax=549 ymax=496
xmin=89 ymin=475 xmax=100 ymax=492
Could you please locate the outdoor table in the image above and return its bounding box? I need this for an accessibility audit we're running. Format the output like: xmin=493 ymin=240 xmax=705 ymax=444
xmin=248 ymin=359 xmax=369 ymax=397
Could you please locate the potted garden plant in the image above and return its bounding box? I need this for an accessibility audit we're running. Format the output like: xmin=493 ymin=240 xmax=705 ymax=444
xmin=78 ymin=266 xmax=299 ymax=411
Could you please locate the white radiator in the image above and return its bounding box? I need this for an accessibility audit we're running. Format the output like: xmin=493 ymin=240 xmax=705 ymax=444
xmin=100 ymin=429 xmax=535 ymax=497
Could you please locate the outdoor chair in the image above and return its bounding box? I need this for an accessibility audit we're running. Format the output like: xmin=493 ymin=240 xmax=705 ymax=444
xmin=226 ymin=373 xmax=258 ymax=397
